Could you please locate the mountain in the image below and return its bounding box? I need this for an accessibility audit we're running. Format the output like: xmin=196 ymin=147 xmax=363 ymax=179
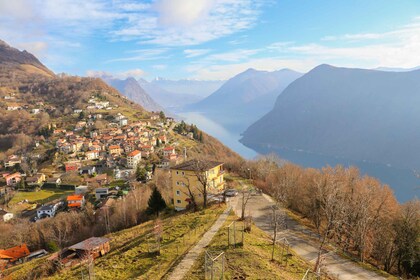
xmin=138 ymin=78 xmax=202 ymax=109
xmin=241 ymin=64 xmax=420 ymax=170
xmin=104 ymin=77 xmax=165 ymax=113
xmin=187 ymin=68 xmax=302 ymax=132
xmin=149 ymin=78 xmax=225 ymax=107
xmin=0 ymin=39 xmax=54 ymax=77
xmin=374 ymin=66 xmax=420 ymax=72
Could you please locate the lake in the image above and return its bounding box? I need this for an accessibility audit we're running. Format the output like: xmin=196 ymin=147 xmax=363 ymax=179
xmin=178 ymin=111 xmax=419 ymax=202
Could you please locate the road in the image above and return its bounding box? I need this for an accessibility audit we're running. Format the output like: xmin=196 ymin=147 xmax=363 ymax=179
xmin=231 ymin=191 xmax=386 ymax=280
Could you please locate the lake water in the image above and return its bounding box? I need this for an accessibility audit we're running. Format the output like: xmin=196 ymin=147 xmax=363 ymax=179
xmin=178 ymin=111 xmax=419 ymax=202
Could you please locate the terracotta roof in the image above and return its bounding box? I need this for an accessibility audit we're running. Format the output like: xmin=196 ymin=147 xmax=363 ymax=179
xmin=128 ymin=150 xmax=141 ymax=157
xmin=109 ymin=145 xmax=120 ymax=150
xmin=0 ymin=244 xmax=30 ymax=261
xmin=171 ymin=159 xmax=223 ymax=171
xmin=163 ymin=146 xmax=174 ymax=151
xmin=68 ymin=202 xmax=82 ymax=207
xmin=67 ymin=194 xmax=84 ymax=201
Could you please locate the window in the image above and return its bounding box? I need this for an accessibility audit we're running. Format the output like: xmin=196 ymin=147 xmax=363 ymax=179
xmin=176 ymin=181 xmax=179 ymax=185
xmin=176 ymin=190 xmax=180 ymax=195
xmin=181 ymin=171 xmax=185 ymax=175
xmin=176 ymin=171 xmax=179 ymax=175
xmin=176 ymin=199 xmax=181 ymax=204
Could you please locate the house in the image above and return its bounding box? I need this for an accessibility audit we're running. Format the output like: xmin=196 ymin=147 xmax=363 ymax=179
xmin=95 ymin=188 xmax=109 ymax=200
xmin=79 ymin=166 xmax=96 ymax=176
xmin=0 ymin=244 xmax=30 ymax=267
xmin=46 ymin=177 xmax=62 ymax=186
xmin=26 ymin=173 xmax=46 ymax=186
xmin=84 ymin=174 xmax=108 ymax=186
xmin=4 ymin=173 xmax=21 ymax=186
xmin=170 ymin=160 xmax=225 ymax=211
xmin=64 ymin=161 xmax=81 ymax=172
xmin=108 ymin=145 xmax=121 ymax=155
xmin=0 ymin=209 xmax=13 ymax=222
xmin=163 ymin=146 xmax=176 ymax=158
xmin=67 ymin=237 xmax=110 ymax=259
xmin=119 ymin=118 xmax=128 ymax=126
xmin=86 ymin=150 xmax=99 ymax=160
xmin=67 ymin=194 xmax=85 ymax=209
xmin=37 ymin=203 xmax=60 ymax=219
xmin=4 ymin=155 xmax=21 ymax=168
xmin=75 ymin=185 xmax=89 ymax=195
xmin=127 ymin=150 xmax=141 ymax=169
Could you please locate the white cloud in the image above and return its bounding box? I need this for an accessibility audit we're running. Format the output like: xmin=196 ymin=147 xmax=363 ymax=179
xmin=107 ymin=48 xmax=170 ymax=63
xmin=184 ymin=49 xmax=211 ymax=58
xmin=87 ymin=68 xmax=146 ymax=79
xmin=152 ymin=64 xmax=167 ymax=70
xmin=154 ymin=0 xmax=213 ymax=27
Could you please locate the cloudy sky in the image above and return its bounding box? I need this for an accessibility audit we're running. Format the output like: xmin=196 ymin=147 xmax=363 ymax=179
xmin=1 ymin=0 xmax=420 ymax=80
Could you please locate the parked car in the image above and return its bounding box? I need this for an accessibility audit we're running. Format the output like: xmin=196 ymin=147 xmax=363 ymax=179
xmin=224 ymin=189 xmax=239 ymax=197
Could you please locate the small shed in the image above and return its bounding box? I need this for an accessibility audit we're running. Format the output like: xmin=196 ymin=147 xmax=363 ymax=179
xmin=68 ymin=237 xmax=111 ymax=259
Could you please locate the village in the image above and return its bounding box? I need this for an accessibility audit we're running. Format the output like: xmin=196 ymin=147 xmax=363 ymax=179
xmin=0 ymin=94 xmax=226 ymax=271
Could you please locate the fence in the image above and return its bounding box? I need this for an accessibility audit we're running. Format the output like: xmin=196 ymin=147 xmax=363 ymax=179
xmin=205 ymin=250 xmax=225 ymax=280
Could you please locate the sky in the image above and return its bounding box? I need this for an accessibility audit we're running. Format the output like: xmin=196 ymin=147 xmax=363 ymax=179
xmin=1 ymin=0 xmax=420 ymax=80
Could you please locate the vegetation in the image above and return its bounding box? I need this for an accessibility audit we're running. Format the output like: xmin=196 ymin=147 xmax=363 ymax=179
xmin=9 ymin=188 xmax=74 ymax=205
xmin=184 ymin=211 xmax=313 ymax=280
xmin=226 ymin=155 xmax=420 ymax=278
xmin=146 ymin=187 xmax=167 ymax=216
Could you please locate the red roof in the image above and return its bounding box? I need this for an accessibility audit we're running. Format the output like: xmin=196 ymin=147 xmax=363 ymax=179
xmin=67 ymin=194 xmax=84 ymax=201
xmin=163 ymin=146 xmax=175 ymax=151
xmin=0 ymin=244 xmax=30 ymax=261
xmin=68 ymin=202 xmax=82 ymax=207
xmin=128 ymin=150 xmax=141 ymax=157
xmin=109 ymin=145 xmax=120 ymax=150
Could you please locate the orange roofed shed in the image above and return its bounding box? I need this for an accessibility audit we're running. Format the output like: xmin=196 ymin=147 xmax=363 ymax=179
xmin=0 ymin=244 xmax=30 ymax=262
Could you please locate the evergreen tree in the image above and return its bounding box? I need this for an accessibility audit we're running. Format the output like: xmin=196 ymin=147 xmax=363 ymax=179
xmin=159 ymin=111 xmax=166 ymax=120
xmin=147 ymin=187 xmax=167 ymax=216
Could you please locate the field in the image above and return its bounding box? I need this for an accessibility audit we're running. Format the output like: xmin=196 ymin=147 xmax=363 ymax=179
xmin=184 ymin=211 xmax=314 ymax=280
xmin=9 ymin=188 xmax=74 ymax=205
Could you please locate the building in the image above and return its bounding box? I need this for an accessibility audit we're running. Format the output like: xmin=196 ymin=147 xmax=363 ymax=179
xmin=0 ymin=244 xmax=30 ymax=268
xmin=170 ymin=160 xmax=225 ymax=211
xmin=86 ymin=150 xmax=99 ymax=160
xmin=67 ymin=194 xmax=85 ymax=209
xmin=163 ymin=146 xmax=176 ymax=158
xmin=4 ymin=155 xmax=21 ymax=168
xmin=68 ymin=237 xmax=110 ymax=259
xmin=79 ymin=166 xmax=96 ymax=176
xmin=75 ymin=185 xmax=89 ymax=195
xmin=36 ymin=204 xmax=59 ymax=219
xmin=26 ymin=173 xmax=46 ymax=186
xmin=64 ymin=161 xmax=81 ymax=172
xmin=4 ymin=173 xmax=21 ymax=186
xmin=108 ymin=145 xmax=121 ymax=155
xmin=95 ymin=188 xmax=109 ymax=200
xmin=127 ymin=150 xmax=141 ymax=168
xmin=0 ymin=209 xmax=13 ymax=222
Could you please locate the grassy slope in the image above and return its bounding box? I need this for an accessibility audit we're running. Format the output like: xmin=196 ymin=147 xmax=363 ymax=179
xmin=9 ymin=189 xmax=74 ymax=205
xmin=47 ymin=206 xmax=225 ymax=280
xmin=184 ymin=211 xmax=313 ymax=280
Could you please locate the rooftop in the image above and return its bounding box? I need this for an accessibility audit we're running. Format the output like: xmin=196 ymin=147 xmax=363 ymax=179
xmin=171 ymin=159 xmax=223 ymax=172
xmin=68 ymin=237 xmax=110 ymax=251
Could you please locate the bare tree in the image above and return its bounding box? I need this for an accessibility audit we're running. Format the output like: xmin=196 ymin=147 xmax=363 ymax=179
xmin=240 ymin=182 xmax=252 ymax=220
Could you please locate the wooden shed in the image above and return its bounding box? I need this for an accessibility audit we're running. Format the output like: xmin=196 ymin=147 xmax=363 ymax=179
xmin=68 ymin=237 xmax=111 ymax=259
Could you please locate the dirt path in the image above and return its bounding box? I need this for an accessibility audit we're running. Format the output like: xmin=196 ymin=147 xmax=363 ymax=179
xmin=166 ymin=200 xmax=235 ymax=280
xmin=231 ymin=192 xmax=386 ymax=280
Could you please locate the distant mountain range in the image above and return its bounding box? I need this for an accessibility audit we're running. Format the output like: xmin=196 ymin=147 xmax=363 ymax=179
xmin=241 ymin=64 xmax=420 ymax=170
xmin=104 ymin=77 xmax=165 ymax=113
xmin=151 ymin=78 xmax=224 ymax=98
xmin=186 ymin=68 xmax=302 ymax=132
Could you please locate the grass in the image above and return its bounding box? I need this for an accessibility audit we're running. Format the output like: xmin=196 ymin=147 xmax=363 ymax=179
xmin=9 ymin=188 xmax=74 ymax=206
xmin=39 ymin=205 xmax=226 ymax=280
xmin=184 ymin=211 xmax=314 ymax=280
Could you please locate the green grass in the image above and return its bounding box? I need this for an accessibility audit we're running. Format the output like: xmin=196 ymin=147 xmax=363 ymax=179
xmin=9 ymin=189 xmax=74 ymax=205
xmin=183 ymin=211 xmax=315 ymax=280
xmin=40 ymin=205 xmax=226 ymax=280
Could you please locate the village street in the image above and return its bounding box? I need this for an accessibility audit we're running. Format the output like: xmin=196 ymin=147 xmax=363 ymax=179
xmin=231 ymin=188 xmax=386 ymax=280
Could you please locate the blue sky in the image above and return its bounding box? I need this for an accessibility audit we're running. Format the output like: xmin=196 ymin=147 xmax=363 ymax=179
xmin=1 ymin=0 xmax=420 ymax=80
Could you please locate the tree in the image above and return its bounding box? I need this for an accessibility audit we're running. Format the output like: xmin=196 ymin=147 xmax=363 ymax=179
xmin=135 ymin=165 xmax=147 ymax=182
xmin=147 ymin=187 xmax=167 ymax=216
xmin=159 ymin=111 xmax=166 ymax=120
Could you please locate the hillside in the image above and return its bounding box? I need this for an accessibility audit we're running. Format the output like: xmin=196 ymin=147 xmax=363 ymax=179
xmin=241 ymin=64 xmax=420 ymax=170
xmin=104 ymin=77 xmax=165 ymax=112
xmin=187 ymin=68 xmax=302 ymax=132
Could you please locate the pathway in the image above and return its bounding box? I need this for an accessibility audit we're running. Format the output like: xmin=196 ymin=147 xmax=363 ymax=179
xmin=166 ymin=200 xmax=235 ymax=280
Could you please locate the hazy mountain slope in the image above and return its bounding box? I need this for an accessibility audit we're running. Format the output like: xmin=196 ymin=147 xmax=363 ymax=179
xmin=104 ymin=77 xmax=165 ymax=112
xmin=138 ymin=78 xmax=202 ymax=109
xmin=151 ymin=78 xmax=224 ymax=98
xmin=187 ymin=68 xmax=302 ymax=132
xmin=241 ymin=64 xmax=420 ymax=169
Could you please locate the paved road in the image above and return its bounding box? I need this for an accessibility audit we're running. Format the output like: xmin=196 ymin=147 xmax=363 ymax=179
xmin=231 ymin=192 xmax=386 ymax=280
xmin=166 ymin=200 xmax=235 ymax=280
